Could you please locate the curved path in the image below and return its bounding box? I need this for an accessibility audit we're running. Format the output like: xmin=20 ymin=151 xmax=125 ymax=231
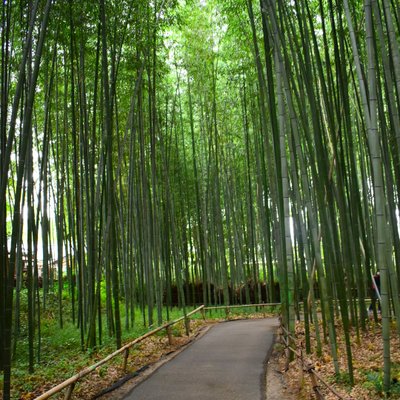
xmin=124 ymin=318 xmax=278 ymax=400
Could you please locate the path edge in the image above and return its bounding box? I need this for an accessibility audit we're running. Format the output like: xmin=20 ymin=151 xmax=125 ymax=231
xmin=96 ymin=323 xmax=216 ymax=399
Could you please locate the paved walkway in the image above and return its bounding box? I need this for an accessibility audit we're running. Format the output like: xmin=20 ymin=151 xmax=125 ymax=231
xmin=124 ymin=318 xmax=278 ymax=400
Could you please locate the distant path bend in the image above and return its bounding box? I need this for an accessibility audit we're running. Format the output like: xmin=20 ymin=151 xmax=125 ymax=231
xmin=124 ymin=318 xmax=278 ymax=400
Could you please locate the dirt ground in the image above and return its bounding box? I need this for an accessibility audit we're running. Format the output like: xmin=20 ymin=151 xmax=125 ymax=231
xmin=265 ymin=346 xmax=297 ymax=400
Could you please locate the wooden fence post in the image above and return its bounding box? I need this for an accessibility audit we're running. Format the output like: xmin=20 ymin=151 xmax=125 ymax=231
xmin=166 ymin=325 xmax=174 ymax=345
xmin=310 ymin=373 xmax=324 ymax=400
xmin=123 ymin=348 xmax=130 ymax=373
xmin=304 ymin=362 xmax=324 ymax=400
xmin=64 ymin=382 xmax=76 ymax=400
xmin=184 ymin=317 xmax=190 ymax=336
xmin=285 ymin=347 xmax=290 ymax=371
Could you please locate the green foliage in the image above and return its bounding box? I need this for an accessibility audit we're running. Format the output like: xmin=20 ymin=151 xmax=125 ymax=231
xmin=364 ymin=372 xmax=384 ymax=393
xmin=362 ymin=367 xmax=400 ymax=397
xmin=334 ymin=372 xmax=352 ymax=388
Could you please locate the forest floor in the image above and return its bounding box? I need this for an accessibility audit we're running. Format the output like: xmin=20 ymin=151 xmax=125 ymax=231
xmin=273 ymin=317 xmax=400 ymax=399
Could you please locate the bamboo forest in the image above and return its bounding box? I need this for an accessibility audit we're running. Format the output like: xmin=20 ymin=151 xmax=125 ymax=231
xmin=1 ymin=0 xmax=400 ymax=398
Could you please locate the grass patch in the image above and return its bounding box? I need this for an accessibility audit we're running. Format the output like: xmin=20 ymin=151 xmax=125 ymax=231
xmin=362 ymin=364 xmax=400 ymax=397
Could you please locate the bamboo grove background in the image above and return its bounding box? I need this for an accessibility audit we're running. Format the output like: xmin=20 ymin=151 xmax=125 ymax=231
xmin=0 ymin=0 xmax=400 ymax=397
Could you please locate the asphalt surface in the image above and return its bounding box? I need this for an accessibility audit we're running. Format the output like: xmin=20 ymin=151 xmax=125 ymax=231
xmin=124 ymin=318 xmax=278 ymax=400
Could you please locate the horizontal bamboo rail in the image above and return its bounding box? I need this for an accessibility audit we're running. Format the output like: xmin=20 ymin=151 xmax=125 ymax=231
xmin=204 ymin=302 xmax=280 ymax=311
xmin=35 ymin=305 xmax=205 ymax=400
xmin=279 ymin=321 xmax=352 ymax=400
xmin=204 ymin=303 xmax=280 ymax=319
